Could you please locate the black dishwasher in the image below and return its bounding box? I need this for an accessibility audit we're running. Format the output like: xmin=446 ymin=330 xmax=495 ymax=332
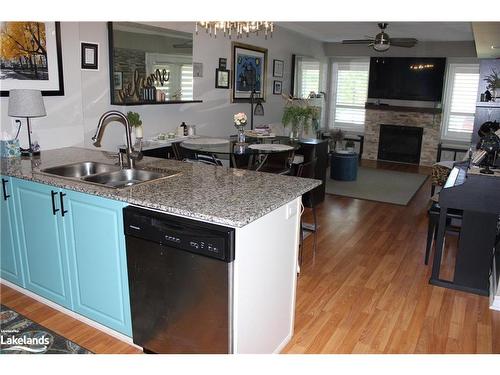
xmin=123 ymin=206 xmax=235 ymax=354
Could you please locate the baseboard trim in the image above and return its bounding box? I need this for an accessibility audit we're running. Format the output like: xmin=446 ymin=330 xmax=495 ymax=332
xmin=490 ymin=260 xmax=499 ymax=311
xmin=0 ymin=279 xmax=140 ymax=349
xmin=491 ymin=297 xmax=500 ymax=311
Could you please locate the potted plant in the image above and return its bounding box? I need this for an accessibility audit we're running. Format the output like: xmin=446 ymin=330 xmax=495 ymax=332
xmin=484 ymin=69 xmax=499 ymax=102
xmin=329 ymin=128 xmax=344 ymax=151
xmin=127 ymin=111 xmax=143 ymax=139
xmin=345 ymin=140 xmax=355 ymax=152
xmin=281 ymin=99 xmax=316 ymax=140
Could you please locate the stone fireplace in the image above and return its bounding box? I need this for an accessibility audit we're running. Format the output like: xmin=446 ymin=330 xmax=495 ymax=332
xmin=363 ymin=108 xmax=441 ymax=166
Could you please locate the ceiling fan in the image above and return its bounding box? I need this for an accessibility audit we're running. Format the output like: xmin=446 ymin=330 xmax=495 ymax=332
xmin=342 ymin=23 xmax=418 ymax=52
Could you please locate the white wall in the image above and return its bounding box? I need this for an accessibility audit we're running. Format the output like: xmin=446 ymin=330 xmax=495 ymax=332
xmin=0 ymin=22 xmax=325 ymax=151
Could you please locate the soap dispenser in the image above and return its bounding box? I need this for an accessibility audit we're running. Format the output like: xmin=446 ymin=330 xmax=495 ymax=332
xmin=181 ymin=122 xmax=188 ymax=136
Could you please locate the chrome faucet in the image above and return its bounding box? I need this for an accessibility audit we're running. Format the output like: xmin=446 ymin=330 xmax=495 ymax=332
xmin=92 ymin=110 xmax=142 ymax=169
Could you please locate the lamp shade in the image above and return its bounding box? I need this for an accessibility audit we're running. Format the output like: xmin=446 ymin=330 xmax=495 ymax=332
xmin=8 ymin=89 xmax=46 ymax=118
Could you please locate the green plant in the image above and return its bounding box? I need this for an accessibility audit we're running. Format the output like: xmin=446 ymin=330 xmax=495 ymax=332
xmin=282 ymin=102 xmax=316 ymax=132
xmin=126 ymin=111 xmax=142 ymax=127
xmin=484 ymin=69 xmax=500 ymax=91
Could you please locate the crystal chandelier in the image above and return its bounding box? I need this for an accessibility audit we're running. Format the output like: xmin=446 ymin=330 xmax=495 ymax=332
xmin=195 ymin=22 xmax=274 ymax=39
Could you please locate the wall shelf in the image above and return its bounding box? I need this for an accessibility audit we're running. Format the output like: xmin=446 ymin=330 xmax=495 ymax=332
xmin=365 ymin=103 xmax=442 ymax=114
xmin=113 ymin=100 xmax=203 ymax=106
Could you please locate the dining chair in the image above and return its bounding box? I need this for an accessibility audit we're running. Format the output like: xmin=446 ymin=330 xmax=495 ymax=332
xmin=175 ymin=142 xmax=223 ymax=166
xmin=296 ymin=158 xmax=318 ymax=266
xmin=255 ymin=150 xmax=295 ymax=175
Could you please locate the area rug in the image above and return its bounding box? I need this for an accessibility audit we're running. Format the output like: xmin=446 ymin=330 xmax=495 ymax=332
xmin=325 ymin=166 xmax=428 ymax=206
xmin=0 ymin=304 xmax=92 ymax=354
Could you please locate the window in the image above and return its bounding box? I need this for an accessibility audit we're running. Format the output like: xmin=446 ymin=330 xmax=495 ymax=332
xmin=441 ymin=64 xmax=480 ymax=141
xmin=330 ymin=60 xmax=369 ymax=131
xmin=294 ymin=57 xmax=321 ymax=98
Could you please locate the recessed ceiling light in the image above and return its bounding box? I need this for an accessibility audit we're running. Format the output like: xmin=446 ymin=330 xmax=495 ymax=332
xmin=491 ymin=45 xmax=500 ymax=49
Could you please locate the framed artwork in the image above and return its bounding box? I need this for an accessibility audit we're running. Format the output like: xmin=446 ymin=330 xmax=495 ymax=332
xmin=219 ymin=58 xmax=227 ymax=70
xmin=114 ymin=72 xmax=123 ymax=90
xmin=0 ymin=21 xmax=64 ymax=96
xmin=273 ymin=59 xmax=284 ymax=77
xmin=215 ymin=69 xmax=230 ymax=89
xmin=193 ymin=62 xmax=203 ymax=77
xmin=231 ymin=42 xmax=267 ymax=102
xmin=81 ymin=42 xmax=98 ymax=70
xmin=273 ymin=80 xmax=282 ymax=95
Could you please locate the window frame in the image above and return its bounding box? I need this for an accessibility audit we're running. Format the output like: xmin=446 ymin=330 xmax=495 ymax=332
xmin=440 ymin=63 xmax=480 ymax=142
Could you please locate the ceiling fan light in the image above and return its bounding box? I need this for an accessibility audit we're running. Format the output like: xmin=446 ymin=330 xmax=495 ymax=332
xmin=373 ymin=31 xmax=390 ymax=52
xmin=373 ymin=41 xmax=390 ymax=52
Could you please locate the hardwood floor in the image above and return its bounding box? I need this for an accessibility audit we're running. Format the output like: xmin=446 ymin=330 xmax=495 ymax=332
xmin=1 ymin=160 xmax=498 ymax=354
xmin=283 ymin=160 xmax=499 ymax=354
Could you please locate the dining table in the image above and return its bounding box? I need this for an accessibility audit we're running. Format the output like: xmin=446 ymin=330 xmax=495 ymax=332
xmin=179 ymin=135 xmax=300 ymax=170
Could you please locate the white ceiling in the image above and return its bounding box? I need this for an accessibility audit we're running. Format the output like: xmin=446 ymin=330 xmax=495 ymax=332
xmin=277 ymin=22 xmax=474 ymax=42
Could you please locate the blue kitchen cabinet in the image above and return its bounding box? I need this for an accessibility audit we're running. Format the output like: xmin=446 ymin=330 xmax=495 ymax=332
xmin=13 ymin=178 xmax=73 ymax=309
xmin=0 ymin=176 xmax=24 ymax=287
xmin=62 ymin=190 xmax=132 ymax=336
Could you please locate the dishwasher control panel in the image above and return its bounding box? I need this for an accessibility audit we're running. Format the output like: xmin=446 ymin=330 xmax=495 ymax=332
xmin=124 ymin=206 xmax=235 ymax=262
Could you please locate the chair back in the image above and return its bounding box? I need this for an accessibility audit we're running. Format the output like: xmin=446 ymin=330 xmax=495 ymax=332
xmin=296 ymin=158 xmax=317 ymax=179
xmin=296 ymin=158 xmax=318 ymax=208
xmin=256 ymin=149 xmax=295 ymax=175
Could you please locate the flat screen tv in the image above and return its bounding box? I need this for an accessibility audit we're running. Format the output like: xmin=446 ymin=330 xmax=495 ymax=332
xmin=368 ymin=57 xmax=446 ymax=102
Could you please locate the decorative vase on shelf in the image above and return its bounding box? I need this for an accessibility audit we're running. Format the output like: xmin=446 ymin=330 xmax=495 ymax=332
xmin=233 ymin=112 xmax=248 ymax=144
xmin=289 ymin=122 xmax=302 ymax=140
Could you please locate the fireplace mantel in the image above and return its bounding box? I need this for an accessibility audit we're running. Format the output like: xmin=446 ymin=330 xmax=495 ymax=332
xmin=365 ymin=103 xmax=442 ymax=114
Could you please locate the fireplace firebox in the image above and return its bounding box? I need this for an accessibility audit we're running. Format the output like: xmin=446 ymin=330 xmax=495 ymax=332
xmin=377 ymin=124 xmax=423 ymax=164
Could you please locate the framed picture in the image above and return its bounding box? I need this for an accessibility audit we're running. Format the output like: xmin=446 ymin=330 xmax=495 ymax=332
xmin=81 ymin=42 xmax=98 ymax=70
xmin=0 ymin=21 xmax=64 ymax=96
xmin=193 ymin=62 xmax=203 ymax=77
xmin=273 ymin=59 xmax=284 ymax=78
xmin=231 ymin=42 xmax=267 ymax=103
xmin=215 ymin=69 xmax=230 ymax=89
xmin=114 ymin=72 xmax=123 ymax=90
xmin=219 ymin=58 xmax=227 ymax=70
xmin=273 ymin=80 xmax=282 ymax=95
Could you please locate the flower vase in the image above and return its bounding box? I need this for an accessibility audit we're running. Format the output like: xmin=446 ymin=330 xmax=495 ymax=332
xmin=235 ymin=124 xmax=246 ymax=144
xmin=289 ymin=123 xmax=302 ymax=140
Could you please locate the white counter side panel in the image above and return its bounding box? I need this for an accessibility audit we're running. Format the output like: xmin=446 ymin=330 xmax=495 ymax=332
xmin=232 ymin=197 xmax=301 ymax=354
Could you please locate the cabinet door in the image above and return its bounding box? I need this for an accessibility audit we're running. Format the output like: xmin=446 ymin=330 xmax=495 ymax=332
xmin=0 ymin=176 xmax=24 ymax=286
xmin=14 ymin=179 xmax=72 ymax=309
xmin=63 ymin=190 xmax=132 ymax=336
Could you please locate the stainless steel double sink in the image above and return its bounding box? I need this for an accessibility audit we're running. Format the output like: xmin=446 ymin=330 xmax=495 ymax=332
xmin=40 ymin=161 xmax=180 ymax=189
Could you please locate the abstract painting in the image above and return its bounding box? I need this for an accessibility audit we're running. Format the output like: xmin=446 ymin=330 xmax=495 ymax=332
xmin=231 ymin=42 xmax=267 ymax=102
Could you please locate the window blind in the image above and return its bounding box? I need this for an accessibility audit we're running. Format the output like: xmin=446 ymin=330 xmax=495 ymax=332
xmin=442 ymin=64 xmax=479 ymax=140
xmin=297 ymin=59 xmax=320 ymax=98
xmin=331 ymin=61 xmax=369 ymax=129
xmin=181 ymin=64 xmax=194 ymax=100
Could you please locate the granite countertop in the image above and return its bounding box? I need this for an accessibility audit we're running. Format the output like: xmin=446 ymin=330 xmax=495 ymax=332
xmin=1 ymin=147 xmax=321 ymax=228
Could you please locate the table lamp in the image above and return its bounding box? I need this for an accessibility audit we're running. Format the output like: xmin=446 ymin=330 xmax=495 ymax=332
xmin=8 ymin=89 xmax=46 ymax=156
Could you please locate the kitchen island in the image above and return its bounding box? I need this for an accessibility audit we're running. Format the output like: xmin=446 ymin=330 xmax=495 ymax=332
xmin=0 ymin=147 xmax=321 ymax=353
